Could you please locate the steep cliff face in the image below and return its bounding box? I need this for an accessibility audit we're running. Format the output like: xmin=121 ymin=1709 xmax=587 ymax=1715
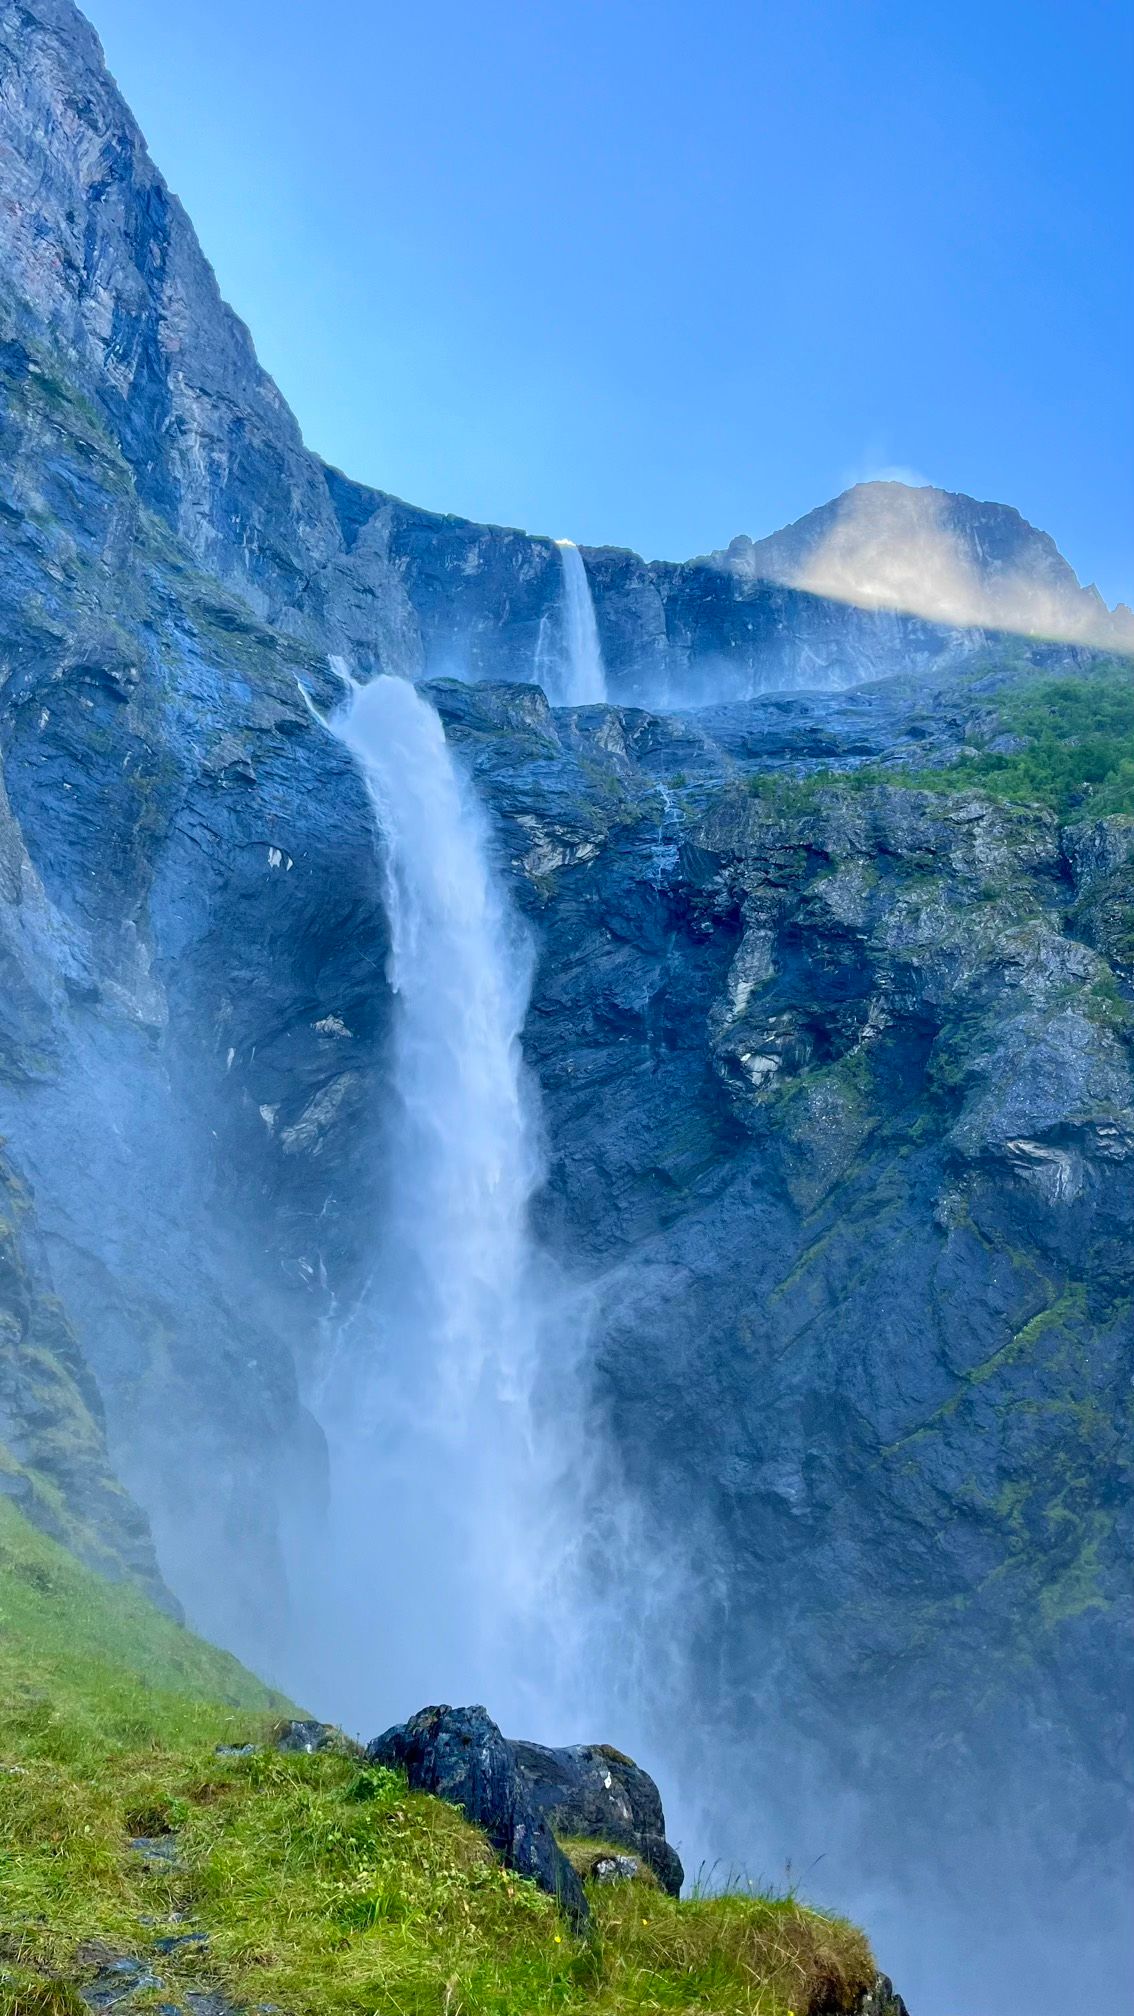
xmin=434 ymin=683 xmax=1133 ymax=1805
xmin=0 ymin=2 xmax=1131 ymax=2002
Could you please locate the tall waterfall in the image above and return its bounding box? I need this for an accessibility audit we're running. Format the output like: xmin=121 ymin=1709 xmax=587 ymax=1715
xmin=295 ymin=672 xmax=580 ymax=1731
xmin=552 ymin=539 xmax=607 ymax=704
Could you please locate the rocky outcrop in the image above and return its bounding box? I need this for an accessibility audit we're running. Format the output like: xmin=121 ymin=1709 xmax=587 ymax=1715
xmin=272 ymin=1719 xmax=361 ymax=1756
xmin=367 ymin=1705 xmax=590 ymax=1927
xmin=423 ymin=674 xmax=1134 ymax=1919
xmin=850 ymin=1978 xmax=909 ymax=2016
xmin=511 ymin=1739 xmax=684 ymax=1895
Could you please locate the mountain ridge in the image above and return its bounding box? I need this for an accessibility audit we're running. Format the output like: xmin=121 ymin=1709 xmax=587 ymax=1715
xmin=3 ymin=0 xmax=1129 ymax=702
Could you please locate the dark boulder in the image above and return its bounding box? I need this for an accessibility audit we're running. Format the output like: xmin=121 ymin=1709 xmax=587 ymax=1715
xmin=510 ymin=1738 xmax=685 ymax=1897
xmin=853 ymin=1976 xmax=910 ymax=2016
xmin=367 ymin=1704 xmax=589 ymax=1928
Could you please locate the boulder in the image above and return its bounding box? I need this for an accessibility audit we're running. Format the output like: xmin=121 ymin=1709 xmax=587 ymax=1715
xmin=590 ymin=1852 xmax=641 ymax=1884
xmin=367 ymin=1705 xmax=589 ymax=1928
xmin=510 ymin=1739 xmax=684 ymax=1896
xmin=855 ymin=1975 xmax=910 ymax=2016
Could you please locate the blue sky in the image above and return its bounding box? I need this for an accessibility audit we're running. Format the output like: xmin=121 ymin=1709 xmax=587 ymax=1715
xmin=86 ymin=0 xmax=1133 ymax=604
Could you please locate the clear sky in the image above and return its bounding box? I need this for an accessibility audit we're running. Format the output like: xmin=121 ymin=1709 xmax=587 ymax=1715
xmin=84 ymin=0 xmax=1133 ymax=604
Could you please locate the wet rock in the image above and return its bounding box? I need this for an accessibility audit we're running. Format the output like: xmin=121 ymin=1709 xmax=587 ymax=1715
xmin=511 ymin=1739 xmax=684 ymax=1896
xmin=367 ymin=1704 xmax=589 ymax=1928
xmin=78 ymin=1956 xmax=161 ymax=2011
xmin=128 ymin=1835 xmax=180 ymax=1868
xmin=73 ymin=1941 xmax=238 ymax=2016
xmin=590 ymin=1852 xmax=641 ymax=1883
xmin=272 ymin=1719 xmax=357 ymax=1755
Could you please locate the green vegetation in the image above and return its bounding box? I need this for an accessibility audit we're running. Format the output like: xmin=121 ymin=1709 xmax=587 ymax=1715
xmin=875 ymin=669 xmax=1134 ymax=819
xmin=744 ymin=771 xmax=831 ymax=813
xmin=0 ymin=1500 xmax=878 ymax=2014
xmin=739 ymin=669 xmax=1134 ymax=823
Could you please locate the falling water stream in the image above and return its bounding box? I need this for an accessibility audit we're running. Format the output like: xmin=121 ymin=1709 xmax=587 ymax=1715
xmin=291 ymin=672 xmax=586 ymax=1737
xmin=551 ymin=539 xmax=607 ymax=704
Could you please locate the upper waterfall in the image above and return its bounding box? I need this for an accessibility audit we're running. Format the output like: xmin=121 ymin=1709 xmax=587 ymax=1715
xmin=552 ymin=539 xmax=608 ymax=704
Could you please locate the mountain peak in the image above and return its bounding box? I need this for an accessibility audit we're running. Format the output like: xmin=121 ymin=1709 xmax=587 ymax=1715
xmin=707 ymin=481 xmax=1134 ymax=649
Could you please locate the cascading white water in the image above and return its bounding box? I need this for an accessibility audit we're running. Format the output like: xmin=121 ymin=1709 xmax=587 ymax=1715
xmin=338 ymin=674 xmax=537 ymax=1416
xmin=285 ymin=665 xmax=698 ymax=1869
xmin=294 ymin=672 xmax=582 ymax=1731
xmin=552 ymin=539 xmax=607 ymax=704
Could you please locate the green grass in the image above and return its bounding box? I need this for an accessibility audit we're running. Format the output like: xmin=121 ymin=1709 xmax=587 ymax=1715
xmin=0 ymin=1500 xmax=877 ymax=2015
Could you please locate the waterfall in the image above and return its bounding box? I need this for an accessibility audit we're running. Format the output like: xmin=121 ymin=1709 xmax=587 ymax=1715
xmin=551 ymin=539 xmax=607 ymax=704
xmin=288 ymin=667 xmax=686 ymax=1792
xmin=294 ymin=672 xmax=576 ymax=1731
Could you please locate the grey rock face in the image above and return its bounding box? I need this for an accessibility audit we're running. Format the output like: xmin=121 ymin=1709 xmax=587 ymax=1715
xmin=271 ymin=1719 xmax=358 ymax=1756
xmin=367 ymin=1704 xmax=590 ymax=1926
xmin=589 ymin=1852 xmax=641 ymax=1883
xmin=426 ymin=675 xmax=1134 ymax=1921
xmin=511 ymin=1738 xmax=684 ymax=1895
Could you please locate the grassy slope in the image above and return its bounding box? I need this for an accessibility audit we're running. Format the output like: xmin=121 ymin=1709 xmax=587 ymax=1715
xmin=0 ymin=1499 xmax=879 ymax=2016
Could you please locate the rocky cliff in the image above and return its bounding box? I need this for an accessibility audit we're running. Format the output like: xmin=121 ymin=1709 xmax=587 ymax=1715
xmin=0 ymin=2 xmax=1131 ymax=2008
xmin=431 ymin=675 xmax=1133 ymax=1860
